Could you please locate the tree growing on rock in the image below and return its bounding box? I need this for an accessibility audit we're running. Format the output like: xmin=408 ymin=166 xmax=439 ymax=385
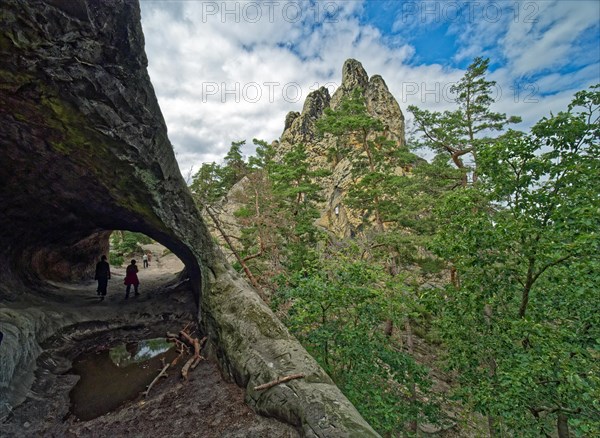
xmin=190 ymin=141 xmax=263 ymax=290
xmin=316 ymin=87 xmax=446 ymax=434
xmin=409 ymin=57 xmax=521 ymax=185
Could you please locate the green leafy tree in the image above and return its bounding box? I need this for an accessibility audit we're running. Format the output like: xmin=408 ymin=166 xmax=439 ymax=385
xmin=248 ymin=138 xmax=276 ymax=172
xmin=409 ymin=57 xmax=521 ymax=184
xmin=432 ymin=85 xmax=600 ymax=437
xmin=231 ymin=142 xmax=328 ymax=286
xmin=317 ymin=88 xmax=400 ymax=232
xmin=109 ymin=231 xmax=153 ymax=266
xmin=315 ymin=88 xmax=444 ymax=264
xmin=278 ymin=253 xmax=440 ymax=436
xmin=189 ymin=161 xmax=228 ymax=205
xmin=230 ymin=166 xmax=283 ymax=290
xmin=317 ymin=89 xmax=446 ymax=434
xmin=190 ymin=140 xmax=250 ymax=203
xmin=221 ymin=140 xmax=249 ymax=188
xmin=190 ymin=142 xmax=267 ymax=291
xmin=269 ymin=143 xmax=328 ymax=272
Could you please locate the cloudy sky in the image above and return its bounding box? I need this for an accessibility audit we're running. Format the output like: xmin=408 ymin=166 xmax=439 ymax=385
xmin=139 ymin=0 xmax=600 ymax=177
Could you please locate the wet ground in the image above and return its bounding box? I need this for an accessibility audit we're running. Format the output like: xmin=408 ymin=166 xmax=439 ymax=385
xmin=69 ymin=339 xmax=178 ymax=421
xmin=0 ymin=247 xmax=300 ymax=437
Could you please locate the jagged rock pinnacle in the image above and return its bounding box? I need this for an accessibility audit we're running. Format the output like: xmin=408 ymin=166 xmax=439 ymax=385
xmin=340 ymin=58 xmax=369 ymax=91
xmin=365 ymin=74 xmax=405 ymax=145
xmin=280 ymin=86 xmax=330 ymax=144
xmin=330 ymin=58 xmax=369 ymax=109
xmin=277 ymin=58 xmax=407 ymax=238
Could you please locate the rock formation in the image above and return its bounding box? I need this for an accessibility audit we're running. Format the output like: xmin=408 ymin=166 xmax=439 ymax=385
xmin=0 ymin=1 xmax=379 ymax=436
xmin=279 ymin=58 xmax=408 ymax=237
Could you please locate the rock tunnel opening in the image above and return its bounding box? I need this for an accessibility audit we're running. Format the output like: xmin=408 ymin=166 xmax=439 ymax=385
xmin=0 ymin=216 xmax=202 ymax=306
xmin=0 ymin=0 xmax=383 ymax=435
xmin=0 ymin=223 xmax=201 ymax=420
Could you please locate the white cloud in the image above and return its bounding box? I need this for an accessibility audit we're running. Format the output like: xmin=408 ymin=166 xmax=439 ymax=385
xmin=501 ymin=1 xmax=598 ymax=75
xmin=140 ymin=0 xmax=599 ymax=176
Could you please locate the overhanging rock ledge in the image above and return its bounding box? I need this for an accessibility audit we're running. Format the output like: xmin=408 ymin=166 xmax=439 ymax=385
xmin=0 ymin=0 xmax=379 ymax=436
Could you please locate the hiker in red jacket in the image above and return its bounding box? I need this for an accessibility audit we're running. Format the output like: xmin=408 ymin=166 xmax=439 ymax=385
xmin=124 ymin=259 xmax=140 ymax=299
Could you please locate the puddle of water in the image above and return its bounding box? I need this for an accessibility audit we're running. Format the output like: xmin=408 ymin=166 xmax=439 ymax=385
xmin=110 ymin=339 xmax=173 ymax=367
xmin=69 ymin=339 xmax=177 ymax=420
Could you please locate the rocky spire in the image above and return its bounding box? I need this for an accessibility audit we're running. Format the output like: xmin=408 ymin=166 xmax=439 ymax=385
xmin=276 ymin=58 xmax=409 ymax=237
xmin=280 ymin=58 xmax=405 ymax=151
xmin=365 ymin=74 xmax=405 ymax=145
xmin=330 ymin=58 xmax=369 ymax=109
xmin=280 ymin=86 xmax=330 ymax=144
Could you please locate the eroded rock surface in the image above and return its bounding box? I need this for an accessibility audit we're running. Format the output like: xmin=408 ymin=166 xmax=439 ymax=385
xmin=0 ymin=1 xmax=379 ymax=436
xmin=278 ymin=58 xmax=408 ymax=237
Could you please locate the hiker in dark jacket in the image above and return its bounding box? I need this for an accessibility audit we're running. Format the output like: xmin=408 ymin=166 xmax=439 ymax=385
xmin=95 ymin=255 xmax=111 ymax=301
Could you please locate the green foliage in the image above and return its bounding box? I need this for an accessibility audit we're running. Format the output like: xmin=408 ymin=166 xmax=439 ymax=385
xmin=408 ymin=57 xmax=521 ymax=181
xmin=317 ymin=88 xmax=383 ymax=140
xmin=277 ymin=255 xmax=439 ymax=435
xmin=186 ymin=68 xmax=598 ymax=437
xmin=190 ymin=140 xmax=250 ymax=206
xmin=270 ymin=143 xmax=329 ymax=271
xmin=228 ymin=142 xmax=329 ymax=283
xmin=189 ymin=161 xmax=227 ymax=205
xmin=248 ymin=138 xmax=276 ymax=172
xmin=222 ymin=140 xmax=249 ymax=188
xmin=110 ymin=231 xmax=152 ymax=259
xmin=431 ymin=85 xmax=600 ymax=436
xmin=109 ymin=252 xmax=124 ymax=267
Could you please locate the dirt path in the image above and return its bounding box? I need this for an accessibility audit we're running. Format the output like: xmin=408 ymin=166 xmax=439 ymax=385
xmin=101 ymin=243 xmax=185 ymax=302
xmin=0 ymin=244 xmax=300 ymax=437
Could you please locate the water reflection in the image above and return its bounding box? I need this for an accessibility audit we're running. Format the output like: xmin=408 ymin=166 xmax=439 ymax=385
xmin=70 ymin=339 xmax=176 ymax=420
xmin=109 ymin=338 xmax=173 ymax=367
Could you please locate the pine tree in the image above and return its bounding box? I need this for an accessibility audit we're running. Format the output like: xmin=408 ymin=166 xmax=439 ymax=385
xmin=409 ymin=57 xmax=521 ymax=185
xmin=270 ymin=143 xmax=328 ymax=272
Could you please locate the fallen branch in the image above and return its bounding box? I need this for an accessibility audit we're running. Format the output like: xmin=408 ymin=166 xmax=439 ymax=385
xmin=181 ymin=322 xmax=192 ymax=334
xmin=167 ymin=337 xmax=189 ymax=354
xmin=179 ymin=330 xmax=196 ymax=349
xmin=191 ymin=356 xmax=203 ymax=370
xmin=181 ymin=336 xmax=208 ymax=378
xmin=144 ymin=359 xmax=170 ymax=398
xmin=253 ymin=373 xmax=305 ymax=391
xmin=181 ymin=357 xmax=195 ymax=380
xmin=171 ymin=349 xmax=185 ymax=367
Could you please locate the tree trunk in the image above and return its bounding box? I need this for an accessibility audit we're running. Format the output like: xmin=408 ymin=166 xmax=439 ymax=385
xmin=451 ymin=152 xmax=468 ymax=186
xmin=450 ymin=266 xmax=460 ymax=289
xmin=405 ymin=318 xmax=418 ymax=434
xmin=484 ymin=303 xmax=498 ymax=438
xmin=487 ymin=415 xmax=497 ymax=438
xmin=384 ymin=319 xmax=393 ymax=337
xmin=519 ymin=258 xmax=536 ymax=318
xmin=557 ymin=412 xmax=570 ymax=438
xmin=205 ymin=206 xmax=263 ymax=294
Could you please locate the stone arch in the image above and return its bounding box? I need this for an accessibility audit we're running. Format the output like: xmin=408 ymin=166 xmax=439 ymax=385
xmin=0 ymin=0 xmax=380 ymax=436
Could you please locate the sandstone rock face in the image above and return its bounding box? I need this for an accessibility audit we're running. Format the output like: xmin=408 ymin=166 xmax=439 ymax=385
xmin=278 ymin=59 xmax=407 ymax=238
xmin=0 ymin=1 xmax=379 ymax=436
xmin=329 ymin=59 xmax=369 ymax=109
xmin=282 ymin=86 xmax=331 ymax=145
